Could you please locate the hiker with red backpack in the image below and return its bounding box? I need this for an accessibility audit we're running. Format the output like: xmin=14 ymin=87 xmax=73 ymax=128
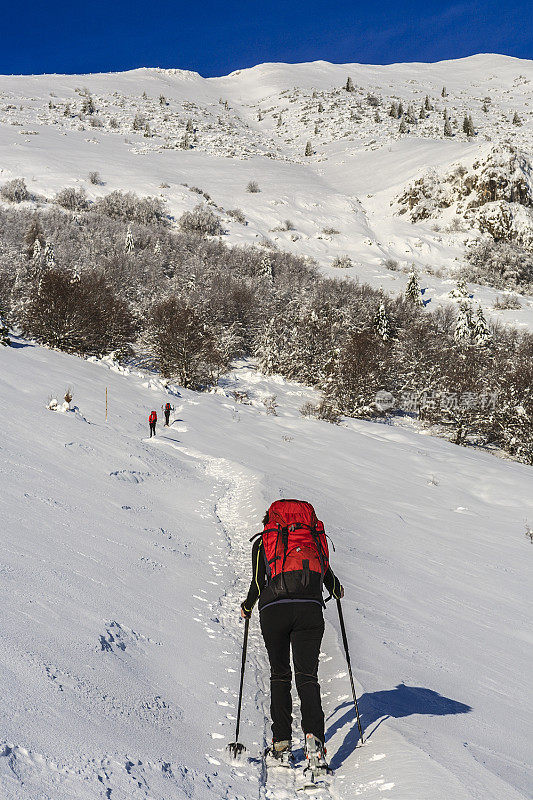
xmin=240 ymin=499 xmax=343 ymax=775
xmin=148 ymin=410 xmax=157 ymax=437
xmin=162 ymin=401 xmax=173 ymax=427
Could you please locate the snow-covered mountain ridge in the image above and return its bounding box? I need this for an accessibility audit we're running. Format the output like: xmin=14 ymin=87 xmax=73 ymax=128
xmin=1 ymin=54 xmax=532 ymax=327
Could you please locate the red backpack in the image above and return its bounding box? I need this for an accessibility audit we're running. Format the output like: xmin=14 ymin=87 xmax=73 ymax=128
xmin=257 ymin=499 xmax=330 ymax=602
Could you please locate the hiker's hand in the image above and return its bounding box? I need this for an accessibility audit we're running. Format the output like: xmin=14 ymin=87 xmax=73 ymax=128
xmin=340 ymin=585 xmax=345 ymax=598
xmin=241 ymin=604 xmax=251 ymax=619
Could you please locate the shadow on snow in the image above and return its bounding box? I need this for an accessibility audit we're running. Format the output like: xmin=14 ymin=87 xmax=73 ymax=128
xmin=326 ymin=683 xmax=472 ymax=770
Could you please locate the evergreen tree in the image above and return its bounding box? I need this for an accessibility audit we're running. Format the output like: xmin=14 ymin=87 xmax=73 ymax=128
xmin=44 ymin=243 xmax=56 ymax=269
xmin=405 ymin=271 xmax=423 ymax=306
xmin=0 ymin=311 xmax=10 ymax=346
xmin=318 ymin=101 xmax=324 ymax=113
xmin=419 ymin=105 xmax=426 ymax=120
xmin=374 ymin=111 xmax=381 ymax=123
xmin=444 ymin=117 xmax=453 ymax=137
xmin=259 ymin=254 xmax=274 ymax=285
xmin=345 ymin=77 xmax=354 ymax=92
xmin=81 ymin=93 xmax=95 ymax=115
xmin=373 ymin=302 xmax=392 ymax=341
xmin=186 ymin=118 xmax=194 ymax=133
xmin=399 ymin=118 xmax=407 ymax=134
xmin=24 ymin=216 xmax=45 ymax=259
xmin=454 ymin=301 xmax=474 ymax=342
xmin=482 ymin=102 xmax=490 ymax=113
xmin=397 ymin=101 xmax=404 ymax=117
xmin=389 ymin=102 xmax=399 ymax=118
xmin=277 ymin=114 xmax=283 ymax=127
xmin=125 ymin=226 xmax=135 ymax=253
xmin=449 ymin=277 xmax=470 ymax=299
xmin=425 ymin=95 xmax=432 ymax=111
xmin=304 ymin=141 xmax=313 ymax=156
xmin=314 ymin=122 xmax=320 ymax=134
xmin=159 ymin=94 xmax=167 ymax=106
xmin=441 ymin=86 xmax=448 ymax=97
xmin=512 ymin=111 xmax=522 ymax=126
xmin=472 ymin=305 xmax=491 ymax=346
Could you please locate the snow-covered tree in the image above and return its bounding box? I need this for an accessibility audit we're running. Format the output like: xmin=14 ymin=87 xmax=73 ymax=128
xmin=472 ymin=305 xmax=491 ymax=346
xmin=512 ymin=112 xmax=522 ymax=126
xmin=0 ymin=311 xmax=10 ymax=346
xmin=399 ymin=118 xmax=407 ymax=134
xmin=345 ymin=77 xmax=354 ymax=92
xmin=318 ymin=102 xmax=324 ymax=113
xmin=405 ymin=271 xmax=423 ymax=305
xmin=454 ymin=301 xmax=474 ymax=342
xmin=444 ymin=117 xmax=453 ymax=137
xmin=389 ymin=102 xmax=399 ymax=118
xmin=186 ymin=118 xmax=194 ymax=133
xmin=397 ymin=101 xmax=404 ymax=117
xmin=258 ymin=254 xmax=274 ymax=285
xmin=441 ymin=86 xmax=448 ymax=97
xmin=125 ymin=226 xmax=135 ymax=253
xmin=44 ymin=243 xmax=56 ymax=269
xmin=424 ymin=95 xmax=432 ymax=111
xmin=304 ymin=141 xmax=313 ymax=157
xmin=419 ymin=105 xmax=426 ymax=120
xmin=463 ymin=115 xmax=475 ymax=137
xmin=373 ymin=301 xmax=393 ymax=341
xmin=449 ymin=277 xmax=470 ymax=299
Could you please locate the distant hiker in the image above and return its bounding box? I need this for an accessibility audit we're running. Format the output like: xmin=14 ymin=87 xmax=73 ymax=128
xmin=149 ymin=410 xmax=157 ymax=437
xmin=163 ymin=401 xmax=172 ymax=427
xmin=241 ymin=499 xmax=343 ymax=771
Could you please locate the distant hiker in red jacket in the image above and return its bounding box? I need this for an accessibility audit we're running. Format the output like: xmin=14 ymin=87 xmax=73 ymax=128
xmin=149 ymin=410 xmax=157 ymax=437
xmin=163 ymin=401 xmax=172 ymax=427
xmin=241 ymin=500 xmax=343 ymax=771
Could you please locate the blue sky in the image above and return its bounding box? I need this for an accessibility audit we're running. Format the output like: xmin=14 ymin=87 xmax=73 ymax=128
xmin=2 ymin=0 xmax=531 ymax=76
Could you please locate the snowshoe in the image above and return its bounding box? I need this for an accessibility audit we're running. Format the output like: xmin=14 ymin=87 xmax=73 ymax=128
xmin=264 ymin=739 xmax=294 ymax=768
xmin=299 ymin=734 xmax=332 ymax=789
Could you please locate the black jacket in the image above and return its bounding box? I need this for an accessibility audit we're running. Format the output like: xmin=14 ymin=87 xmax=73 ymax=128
xmin=242 ymin=537 xmax=342 ymax=615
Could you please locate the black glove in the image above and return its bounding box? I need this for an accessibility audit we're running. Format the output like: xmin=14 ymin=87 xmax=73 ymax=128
xmin=241 ymin=602 xmax=252 ymax=619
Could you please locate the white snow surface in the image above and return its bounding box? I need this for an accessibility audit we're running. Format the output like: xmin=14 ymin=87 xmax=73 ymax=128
xmin=1 ymin=340 xmax=532 ymax=799
xmin=0 ymin=54 xmax=532 ymax=329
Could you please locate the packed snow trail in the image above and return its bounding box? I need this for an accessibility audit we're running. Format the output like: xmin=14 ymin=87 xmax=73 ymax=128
xmin=1 ymin=343 xmax=532 ymax=799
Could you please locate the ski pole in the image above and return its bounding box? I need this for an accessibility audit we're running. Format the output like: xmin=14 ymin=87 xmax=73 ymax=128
xmin=336 ymin=598 xmax=364 ymax=745
xmin=227 ymin=616 xmax=250 ymax=758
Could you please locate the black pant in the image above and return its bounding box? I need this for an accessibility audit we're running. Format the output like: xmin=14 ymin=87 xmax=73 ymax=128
xmin=164 ymin=411 xmax=170 ymax=426
xmin=260 ymin=602 xmax=325 ymax=743
xmin=149 ymin=422 xmax=156 ymax=437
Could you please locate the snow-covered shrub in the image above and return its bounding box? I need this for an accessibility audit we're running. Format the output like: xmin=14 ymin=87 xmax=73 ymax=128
xmin=382 ymin=258 xmax=399 ymax=271
xmin=246 ymin=181 xmax=260 ymax=193
xmin=493 ymin=293 xmax=522 ymax=310
xmin=464 ymin=238 xmax=533 ymax=292
xmin=94 ymin=191 xmax=168 ymax=226
xmin=54 ymin=187 xmax=90 ymax=212
xmin=88 ymin=171 xmax=102 ymax=185
xmin=331 ymin=255 xmax=353 ymax=269
xmin=227 ymin=208 xmax=247 ymax=224
xmin=1 ymin=178 xmax=31 ymax=203
xmin=300 ymin=399 xmax=340 ymax=424
xmin=262 ymin=395 xmax=278 ymax=415
xmin=178 ymin=205 xmax=224 ymax=236
xmin=322 ymin=227 xmax=340 ymax=235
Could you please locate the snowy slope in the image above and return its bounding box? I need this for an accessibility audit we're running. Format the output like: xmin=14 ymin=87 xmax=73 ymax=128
xmin=0 ymin=54 xmax=532 ymax=329
xmin=1 ymin=339 xmax=532 ymax=800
